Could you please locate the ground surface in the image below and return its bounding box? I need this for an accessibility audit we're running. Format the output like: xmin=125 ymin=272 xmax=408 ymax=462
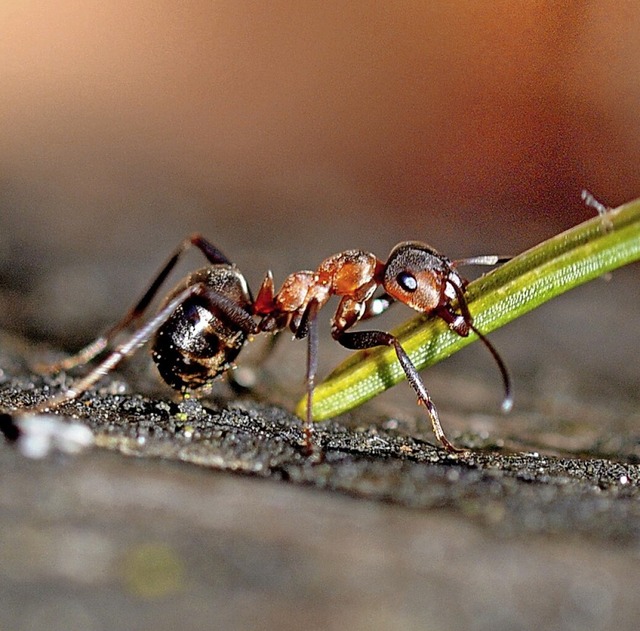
xmin=1 ymin=260 xmax=639 ymax=631
xmin=4 ymin=6 xmax=640 ymax=627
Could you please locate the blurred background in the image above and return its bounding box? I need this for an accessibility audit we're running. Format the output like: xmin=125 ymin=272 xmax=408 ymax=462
xmin=1 ymin=0 xmax=639 ymax=372
xmin=2 ymin=6 xmax=640 ymax=630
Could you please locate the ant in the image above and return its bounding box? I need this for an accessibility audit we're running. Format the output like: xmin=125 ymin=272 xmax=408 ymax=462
xmin=1 ymin=234 xmax=511 ymax=454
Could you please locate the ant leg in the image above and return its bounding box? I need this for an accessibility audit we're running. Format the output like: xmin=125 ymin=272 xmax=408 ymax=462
xmin=292 ymin=300 xmax=321 ymax=453
xmin=226 ymin=329 xmax=284 ymax=393
xmin=25 ymin=285 xmax=206 ymax=415
xmin=22 ymin=281 xmax=258 ymax=417
xmin=334 ymin=329 xmax=461 ymax=452
xmin=257 ymin=330 xmax=283 ymax=363
xmin=303 ymin=301 xmax=321 ymax=453
xmin=42 ymin=234 xmax=234 ymax=373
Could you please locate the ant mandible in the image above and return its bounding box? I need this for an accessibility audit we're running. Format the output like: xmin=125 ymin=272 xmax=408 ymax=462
xmin=5 ymin=234 xmax=511 ymax=453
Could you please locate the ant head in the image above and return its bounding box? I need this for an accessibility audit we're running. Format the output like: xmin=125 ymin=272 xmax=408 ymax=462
xmin=382 ymin=241 xmax=458 ymax=313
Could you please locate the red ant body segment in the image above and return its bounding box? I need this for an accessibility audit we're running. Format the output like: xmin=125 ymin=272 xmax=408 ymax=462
xmin=254 ymin=242 xmax=511 ymax=451
xmin=2 ymin=234 xmax=511 ymax=453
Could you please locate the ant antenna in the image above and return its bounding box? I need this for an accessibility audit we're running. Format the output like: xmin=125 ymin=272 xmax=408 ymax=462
xmin=468 ymin=323 xmax=513 ymax=413
xmin=448 ymin=279 xmax=513 ymax=413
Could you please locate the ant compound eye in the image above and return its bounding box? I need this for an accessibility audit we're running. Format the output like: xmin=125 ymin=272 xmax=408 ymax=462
xmin=396 ymin=271 xmax=418 ymax=292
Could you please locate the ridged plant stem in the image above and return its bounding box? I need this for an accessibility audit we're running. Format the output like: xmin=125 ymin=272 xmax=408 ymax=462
xmin=298 ymin=198 xmax=640 ymax=420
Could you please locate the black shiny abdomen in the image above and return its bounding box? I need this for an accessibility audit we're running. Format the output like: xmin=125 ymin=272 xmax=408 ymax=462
xmin=151 ymin=265 xmax=253 ymax=390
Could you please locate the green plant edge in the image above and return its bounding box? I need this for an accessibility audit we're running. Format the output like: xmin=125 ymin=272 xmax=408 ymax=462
xmin=297 ymin=198 xmax=640 ymax=420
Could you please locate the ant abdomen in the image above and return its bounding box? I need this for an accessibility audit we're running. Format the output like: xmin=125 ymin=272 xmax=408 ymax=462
xmin=151 ymin=266 xmax=253 ymax=391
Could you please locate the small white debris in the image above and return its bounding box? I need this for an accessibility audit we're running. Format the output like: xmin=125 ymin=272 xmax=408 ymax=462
xmin=16 ymin=415 xmax=95 ymax=459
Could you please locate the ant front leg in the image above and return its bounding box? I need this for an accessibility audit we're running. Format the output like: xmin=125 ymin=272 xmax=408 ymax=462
xmin=41 ymin=234 xmax=233 ymax=373
xmin=333 ymin=328 xmax=461 ymax=453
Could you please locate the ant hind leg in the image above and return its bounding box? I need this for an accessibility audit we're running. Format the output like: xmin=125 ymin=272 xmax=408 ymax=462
xmin=26 ymin=284 xmax=209 ymax=416
xmin=39 ymin=234 xmax=234 ymax=374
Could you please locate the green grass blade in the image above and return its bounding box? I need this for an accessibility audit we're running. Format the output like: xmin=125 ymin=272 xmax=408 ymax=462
xmin=298 ymin=198 xmax=640 ymax=420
